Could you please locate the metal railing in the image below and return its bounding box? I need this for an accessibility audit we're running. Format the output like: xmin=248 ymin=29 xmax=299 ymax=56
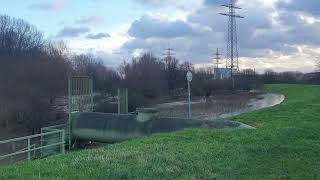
xmin=0 ymin=129 xmax=65 ymax=165
xmin=41 ymin=124 xmax=68 ymax=153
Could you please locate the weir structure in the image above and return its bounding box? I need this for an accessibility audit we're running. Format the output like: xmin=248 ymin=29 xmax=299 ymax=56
xmin=67 ymin=76 xmax=94 ymax=149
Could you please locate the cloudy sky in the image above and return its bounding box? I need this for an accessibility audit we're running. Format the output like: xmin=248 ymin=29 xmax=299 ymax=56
xmin=2 ymin=0 xmax=320 ymax=72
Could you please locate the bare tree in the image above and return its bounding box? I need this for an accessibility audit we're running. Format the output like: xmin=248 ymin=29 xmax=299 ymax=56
xmin=0 ymin=15 xmax=45 ymax=56
xmin=163 ymin=56 xmax=179 ymax=90
xmin=0 ymin=15 xmax=70 ymax=133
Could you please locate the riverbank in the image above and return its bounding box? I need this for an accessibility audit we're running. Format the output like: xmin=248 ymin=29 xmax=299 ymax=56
xmin=156 ymin=92 xmax=284 ymax=121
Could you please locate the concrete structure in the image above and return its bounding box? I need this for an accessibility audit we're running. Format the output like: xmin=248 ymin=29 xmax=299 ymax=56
xmin=214 ymin=68 xmax=232 ymax=80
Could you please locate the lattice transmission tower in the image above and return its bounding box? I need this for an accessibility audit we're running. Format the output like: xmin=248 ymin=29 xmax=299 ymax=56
xmin=163 ymin=42 xmax=175 ymax=58
xmin=214 ymin=48 xmax=222 ymax=69
xmin=220 ymin=0 xmax=244 ymax=76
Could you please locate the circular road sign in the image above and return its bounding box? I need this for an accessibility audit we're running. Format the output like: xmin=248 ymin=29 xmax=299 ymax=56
xmin=186 ymin=71 xmax=193 ymax=82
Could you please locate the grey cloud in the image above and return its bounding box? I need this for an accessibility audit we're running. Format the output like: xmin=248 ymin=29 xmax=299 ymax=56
xmin=128 ymin=15 xmax=203 ymax=39
xmin=274 ymin=1 xmax=320 ymax=47
xmin=86 ymin=33 xmax=111 ymax=39
xmin=187 ymin=2 xmax=272 ymax=55
xmin=56 ymin=26 xmax=90 ymax=38
xmin=28 ymin=1 xmax=66 ymax=11
xmin=75 ymin=16 xmax=105 ymax=24
xmin=122 ymin=0 xmax=275 ymax=62
xmin=204 ymin=0 xmax=238 ymax=6
xmin=133 ymin=0 xmax=187 ymax=9
xmin=188 ymin=2 xmax=271 ymax=32
xmin=270 ymin=8 xmax=320 ymax=48
xmin=119 ymin=0 xmax=320 ymax=72
xmin=277 ymin=0 xmax=320 ymax=16
xmin=121 ymin=31 xmax=225 ymax=63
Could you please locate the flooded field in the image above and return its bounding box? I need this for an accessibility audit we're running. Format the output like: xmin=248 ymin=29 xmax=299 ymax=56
xmin=155 ymin=92 xmax=285 ymax=120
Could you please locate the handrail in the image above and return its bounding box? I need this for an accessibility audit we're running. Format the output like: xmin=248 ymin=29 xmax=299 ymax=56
xmin=0 ymin=129 xmax=65 ymax=163
xmin=1 ymin=141 xmax=65 ymax=159
xmin=0 ymin=130 xmax=64 ymax=144
xmin=0 ymin=144 xmax=36 ymax=160
xmin=41 ymin=124 xmax=66 ymax=131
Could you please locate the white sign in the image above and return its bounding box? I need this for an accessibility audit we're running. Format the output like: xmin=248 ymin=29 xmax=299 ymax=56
xmin=186 ymin=71 xmax=193 ymax=82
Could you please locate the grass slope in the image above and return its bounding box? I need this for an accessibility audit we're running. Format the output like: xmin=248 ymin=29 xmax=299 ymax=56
xmin=1 ymin=84 xmax=320 ymax=179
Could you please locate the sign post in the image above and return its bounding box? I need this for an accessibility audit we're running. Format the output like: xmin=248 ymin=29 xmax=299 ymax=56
xmin=186 ymin=71 xmax=193 ymax=118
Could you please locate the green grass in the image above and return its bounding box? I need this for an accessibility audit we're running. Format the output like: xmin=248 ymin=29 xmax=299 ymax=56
xmin=1 ymin=84 xmax=320 ymax=179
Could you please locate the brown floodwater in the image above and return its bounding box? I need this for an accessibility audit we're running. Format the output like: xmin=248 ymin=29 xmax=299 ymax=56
xmin=155 ymin=93 xmax=285 ymax=120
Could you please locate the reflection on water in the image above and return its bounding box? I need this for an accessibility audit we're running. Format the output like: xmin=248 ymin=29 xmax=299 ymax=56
xmin=156 ymin=93 xmax=285 ymax=121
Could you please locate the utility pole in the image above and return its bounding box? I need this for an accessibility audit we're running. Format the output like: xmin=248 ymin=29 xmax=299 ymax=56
xmin=186 ymin=71 xmax=192 ymax=118
xmin=220 ymin=0 xmax=244 ymax=88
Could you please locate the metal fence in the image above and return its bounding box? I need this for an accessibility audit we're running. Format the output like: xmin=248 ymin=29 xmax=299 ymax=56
xmin=0 ymin=128 xmax=65 ymax=165
xmin=118 ymin=88 xmax=128 ymax=114
xmin=68 ymin=76 xmax=94 ymax=113
xmin=68 ymin=76 xmax=93 ymax=149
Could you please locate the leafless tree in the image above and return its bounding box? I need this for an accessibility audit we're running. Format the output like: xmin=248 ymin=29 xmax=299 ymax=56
xmin=0 ymin=15 xmax=70 ymax=133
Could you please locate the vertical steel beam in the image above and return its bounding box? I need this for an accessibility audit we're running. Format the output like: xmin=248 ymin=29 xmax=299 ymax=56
xmin=90 ymin=77 xmax=94 ymax=112
xmin=188 ymin=81 xmax=191 ymax=118
xmin=61 ymin=130 xmax=65 ymax=154
xmin=68 ymin=76 xmax=72 ymax=150
xmin=27 ymin=138 xmax=31 ymax=161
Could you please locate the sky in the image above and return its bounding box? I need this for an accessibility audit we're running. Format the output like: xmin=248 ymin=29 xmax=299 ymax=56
xmin=1 ymin=0 xmax=320 ymax=73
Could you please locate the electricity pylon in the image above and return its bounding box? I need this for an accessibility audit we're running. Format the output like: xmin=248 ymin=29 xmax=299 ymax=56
xmin=220 ymin=0 xmax=244 ymax=77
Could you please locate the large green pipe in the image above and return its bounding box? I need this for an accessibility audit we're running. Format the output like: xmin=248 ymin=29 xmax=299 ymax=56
xmin=70 ymin=112 xmax=242 ymax=143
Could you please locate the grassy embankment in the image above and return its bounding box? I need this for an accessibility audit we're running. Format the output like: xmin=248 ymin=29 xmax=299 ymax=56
xmin=0 ymin=84 xmax=319 ymax=179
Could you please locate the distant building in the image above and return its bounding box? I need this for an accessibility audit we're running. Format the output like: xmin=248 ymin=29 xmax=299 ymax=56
xmin=214 ymin=68 xmax=232 ymax=80
xmin=213 ymin=48 xmax=231 ymax=80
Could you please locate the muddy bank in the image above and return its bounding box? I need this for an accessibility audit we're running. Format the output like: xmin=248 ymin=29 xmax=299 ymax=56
xmin=155 ymin=93 xmax=285 ymax=120
xmin=214 ymin=93 xmax=285 ymax=120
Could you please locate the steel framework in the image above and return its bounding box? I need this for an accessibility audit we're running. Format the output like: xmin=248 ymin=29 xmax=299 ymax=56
xmin=214 ymin=48 xmax=223 ymax=69
xmin=163 ymin=42 xmax=175 ymax=57
xmin=220 ymin=0 xmax=244 ymax=76
xmin=68 ymin=76 xmax=93 ymax=149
